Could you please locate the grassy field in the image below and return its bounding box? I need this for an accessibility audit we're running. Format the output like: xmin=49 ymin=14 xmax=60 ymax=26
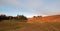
xmin=0 ymin=20 xmax=27 ymax=31
xmin=0 ymin=20 xmax=60 ymax=31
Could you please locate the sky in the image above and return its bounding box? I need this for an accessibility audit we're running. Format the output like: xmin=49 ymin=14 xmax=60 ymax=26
xmin=0 ymin=0 xmax=60 ymax=17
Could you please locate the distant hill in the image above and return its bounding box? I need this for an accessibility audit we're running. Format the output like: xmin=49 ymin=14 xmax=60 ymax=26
xmin=28 ymin=15 xmax=60 ymax=23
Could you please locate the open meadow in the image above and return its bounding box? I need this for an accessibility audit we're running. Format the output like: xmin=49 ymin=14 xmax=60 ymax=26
xmin=0 ymin=20 xmax=60 ymax=31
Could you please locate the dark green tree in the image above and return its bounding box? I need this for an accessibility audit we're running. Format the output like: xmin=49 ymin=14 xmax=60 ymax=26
xmin=17 ymin=15 xmax=27 ymax=22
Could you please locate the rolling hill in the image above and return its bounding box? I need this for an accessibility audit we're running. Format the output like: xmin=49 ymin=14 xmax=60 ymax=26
xmin=28 ymin=15 xmax=60 ymax=23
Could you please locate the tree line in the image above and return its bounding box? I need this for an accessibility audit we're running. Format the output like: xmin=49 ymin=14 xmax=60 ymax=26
xmin=0 ymin=14 xmax=27 ymax=22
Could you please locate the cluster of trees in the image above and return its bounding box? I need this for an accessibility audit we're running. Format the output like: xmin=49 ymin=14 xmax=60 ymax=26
xmin=0 ymin=14 xmax=27 ymax=22
xmin=33 ymin=16 xmax=42 ymax=18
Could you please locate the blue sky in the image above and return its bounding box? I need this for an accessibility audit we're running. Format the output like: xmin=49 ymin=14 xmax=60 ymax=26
xmin=0 ymin=0 xmax=60 ymax=17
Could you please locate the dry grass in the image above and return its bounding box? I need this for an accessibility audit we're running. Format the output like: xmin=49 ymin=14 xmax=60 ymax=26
xmin=0 ymin=20 xmax=60 ymax=31
xmin=0 ymin=20 xmax=27 ymax=31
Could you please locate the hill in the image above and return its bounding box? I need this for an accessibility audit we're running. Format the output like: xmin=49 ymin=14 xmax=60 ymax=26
xmin=28 ymin=15 xmax=60 ymax=23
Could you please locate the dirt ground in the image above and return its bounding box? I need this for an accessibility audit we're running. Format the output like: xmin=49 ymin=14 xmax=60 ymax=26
xmin=7 ymin=23 xmax=60 ymax=31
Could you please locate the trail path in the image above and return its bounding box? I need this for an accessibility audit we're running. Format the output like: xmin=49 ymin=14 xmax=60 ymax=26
xmin=7 ymin=23 xmax=60 ymax=31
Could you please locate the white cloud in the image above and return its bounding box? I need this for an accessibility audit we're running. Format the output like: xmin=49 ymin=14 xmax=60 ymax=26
xmin=0 ymin=0 xmax=60 ymax=16
xmin=27 ymin=0 xmax=41 ymax=9
xmin=26 ymin=0 xmax=60 ymax=15
xmin=0 ymin=0 xmax=23 ymax=6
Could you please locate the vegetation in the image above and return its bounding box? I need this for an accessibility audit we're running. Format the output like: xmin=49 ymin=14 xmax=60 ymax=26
xmin=0 ymin=14 xmax=60 ymax=31
xmin=0 ymin=20 xmax=29 ymax=31
xmin=0 ymin=20 xmax=60 ymax=31
xmin=0 ymin=14 xmax=27 ymax=22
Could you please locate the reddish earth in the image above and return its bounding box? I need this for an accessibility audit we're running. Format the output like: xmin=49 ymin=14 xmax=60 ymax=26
xmin=28 ymin=15 xmax=60 ymax=23
xmin=7 ymin=22 xmax=60 ymax=31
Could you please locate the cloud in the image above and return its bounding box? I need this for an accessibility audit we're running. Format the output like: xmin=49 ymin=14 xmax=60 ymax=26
xmin=0 ymin=0 xmax=24 ymax=11
xmin=27 ymin=0 xmax=41 ymax=9
xmin=26 ymin=0 xmax=60 ymax=15
xmin=0 ymin=0 xmax=23 ymax=5
xmin=0 ymin=0 xmax=60 ymax=16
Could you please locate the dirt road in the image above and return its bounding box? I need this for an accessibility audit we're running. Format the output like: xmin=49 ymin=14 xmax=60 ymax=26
xmin=8 ymin=23 xmax=60 ymax=31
